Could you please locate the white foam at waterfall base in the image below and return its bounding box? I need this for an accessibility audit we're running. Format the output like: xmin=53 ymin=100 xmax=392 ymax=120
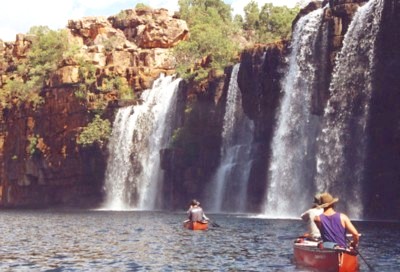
xmin=101 ymin=74 xmax=181 ymax=211
xmin=315 ymin=0 xmax=384 ymax=219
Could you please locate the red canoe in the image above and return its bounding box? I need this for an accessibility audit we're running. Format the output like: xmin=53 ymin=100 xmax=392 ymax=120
xmin=293 ymin=238 xmax=359 ymax=272
xmin=183 ymin=220 xmax=208 ymax=230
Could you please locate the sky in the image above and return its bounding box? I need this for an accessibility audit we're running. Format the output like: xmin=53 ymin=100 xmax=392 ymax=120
xmin=0 ymin=0 xmax=304 ymax=42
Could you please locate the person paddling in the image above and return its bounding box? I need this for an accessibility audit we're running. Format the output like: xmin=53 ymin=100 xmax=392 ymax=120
xmin=187 ymin=199 xmax=209 ymax=222
xmin=314 ymin=192 xmax=359 ymax=249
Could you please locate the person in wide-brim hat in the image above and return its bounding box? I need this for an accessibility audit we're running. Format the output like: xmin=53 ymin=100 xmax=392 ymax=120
xmin=317 ymin=192 xmax=339 ymax=209
xmin=314 ymin=192 xmax=359 ymax=248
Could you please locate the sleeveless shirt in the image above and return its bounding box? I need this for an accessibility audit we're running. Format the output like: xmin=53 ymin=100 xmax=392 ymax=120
xmin=319 ymin=212 xmax=346 ymax=247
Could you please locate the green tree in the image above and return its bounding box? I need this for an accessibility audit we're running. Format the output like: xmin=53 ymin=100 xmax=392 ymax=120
xmin=243 ymin=0 xmax=260 ymax=30
xmin=77 ymin=115 xmax=111 ymax=147
xmin=135 ymin=3 xmax=150 ymax=9
xmin=242 ymin=2 xmax=300 ymax=43
xmin=27 ymin=26 xmax=69 ymax=81
xmin=0 ymin=26 xmax=71 ymax=108
xmin=258 ymin=4 xmax=299 ymax=42
xmin=99 ymin=76 xmax=134 ymax=100
xmin=233 ymin=14 xmax=244 ymax=29
xmin=179 ymin=0 xmax=232 ymax=23
xmin=175 ymin=0 xmax=238 ymax=80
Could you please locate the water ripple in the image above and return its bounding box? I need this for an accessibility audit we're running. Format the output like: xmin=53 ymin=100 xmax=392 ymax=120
xmin=0 ymin=210 xmax=398 ymax=271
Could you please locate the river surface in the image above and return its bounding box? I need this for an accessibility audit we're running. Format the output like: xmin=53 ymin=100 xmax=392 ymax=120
xmin=0 ymin=210 xmax=398 ymax=271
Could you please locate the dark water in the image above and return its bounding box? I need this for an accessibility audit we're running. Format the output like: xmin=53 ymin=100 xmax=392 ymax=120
xmin=0 ymin=210 xmax=398 ymax=271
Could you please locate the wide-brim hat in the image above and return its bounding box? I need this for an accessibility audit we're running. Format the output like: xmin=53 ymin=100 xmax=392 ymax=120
xmin=317 ymin=192 xmax=339 ymax=208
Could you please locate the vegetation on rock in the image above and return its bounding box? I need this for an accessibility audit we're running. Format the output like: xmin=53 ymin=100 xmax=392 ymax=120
xmin=0 ymin=26 xmax=70 ymax=108
xmin=27 ymin=134 xmax=40 ymax=157
xmin=77 ymin=115 xmax=112 ymax=147
xmin=174 ymin=0 xmax=239 ymax=80
xmin=99 ymin=76 xmax=134 ymax=100
xmin=170 ymin=107 xmax=200 ymax=165
xmin=243 ymin=1 xmax=300 ymax=42
xmin=174 ymin=0 xmax=300 ymax=81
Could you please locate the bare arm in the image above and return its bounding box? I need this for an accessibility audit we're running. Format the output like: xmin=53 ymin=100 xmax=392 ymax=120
xmin=341 ymin=214 xmax=359 ymax=247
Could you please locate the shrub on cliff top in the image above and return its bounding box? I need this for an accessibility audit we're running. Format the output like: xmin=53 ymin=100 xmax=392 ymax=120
xmin=27 ymin=26 xmax=69 ymax=80
xmin=242 ymin=1 xmax=300 ymax=43
xmin=174 ymin=0 xmax=301 ymax=81
xmin=174 ymin=0 xmax=239 ymax=81
xmin=0 ymin=26 xmax=70 ymax=109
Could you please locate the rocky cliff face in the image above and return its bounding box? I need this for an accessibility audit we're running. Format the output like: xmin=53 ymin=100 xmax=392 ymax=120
xmin=366 ymin=0 xmax=400 ymax=219
xmin=160 ymin=72 xmax=229 ymax=210
xmin=0 ymin=7 xmax=188 ymax=208
xmin=0 ymin=89 xmax=105 ymax=207
xmin=237 ymin=43 xmax=288 ymax=210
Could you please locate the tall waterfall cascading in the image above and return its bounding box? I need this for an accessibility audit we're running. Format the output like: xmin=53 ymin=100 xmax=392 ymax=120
xmin=207 ymin=64 xmax=255 ymax=213
xmin=262 ymin=8 xmax=325 ymax=218
xmin=101 ymin=106 xmax=137 ymax=210
xmin=315 ymin=0 xmax=384 ymax=218
xmin=102 ymin=75 xmax=182 ymax=210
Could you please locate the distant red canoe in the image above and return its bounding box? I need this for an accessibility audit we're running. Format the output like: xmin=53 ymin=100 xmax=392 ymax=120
xmin=183 ymin=220 xmax=208 ymax=230
xmin=293 ymin=239 xmax=359 ymax=272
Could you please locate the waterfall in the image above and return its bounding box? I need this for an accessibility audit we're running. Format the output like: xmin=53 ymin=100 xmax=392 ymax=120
xmin=315 ymin=0 xmax=384 ymax=218
xmin=102 ymin=74 xmax=182 ymax=210
xmin=207 ymin=64 xmax=255 ymax=213
xmin=263 ymin=8 xmax=325 ymax=218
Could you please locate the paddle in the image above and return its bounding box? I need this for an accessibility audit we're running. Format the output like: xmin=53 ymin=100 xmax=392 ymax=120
xmin=346 ymin=237 xmax=375 ymax=271
xmin=208 ymin=220 xmax=220 ymax=227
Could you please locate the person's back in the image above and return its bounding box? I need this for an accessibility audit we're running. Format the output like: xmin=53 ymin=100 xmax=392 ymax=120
xmin=189 ymin=206 xmax=204 ymax=222
xmin=319 ymin=212 xmax=346 ymax=247
xmin=314 ymin=192 xmax=359 ymax=249
xmin=187 ymin=199 xmax=208 ymax=222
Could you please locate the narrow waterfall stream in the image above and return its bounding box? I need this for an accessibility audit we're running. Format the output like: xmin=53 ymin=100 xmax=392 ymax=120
xmin=315 ymin=0 xmax=384 ymax=218
xmin=102 ymin=75 xmax=182 ymax=210
xmin=207 ymin=64 xmax=255 ymax=213
xmin=263 ymin=8 xmax=325 ymax=217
